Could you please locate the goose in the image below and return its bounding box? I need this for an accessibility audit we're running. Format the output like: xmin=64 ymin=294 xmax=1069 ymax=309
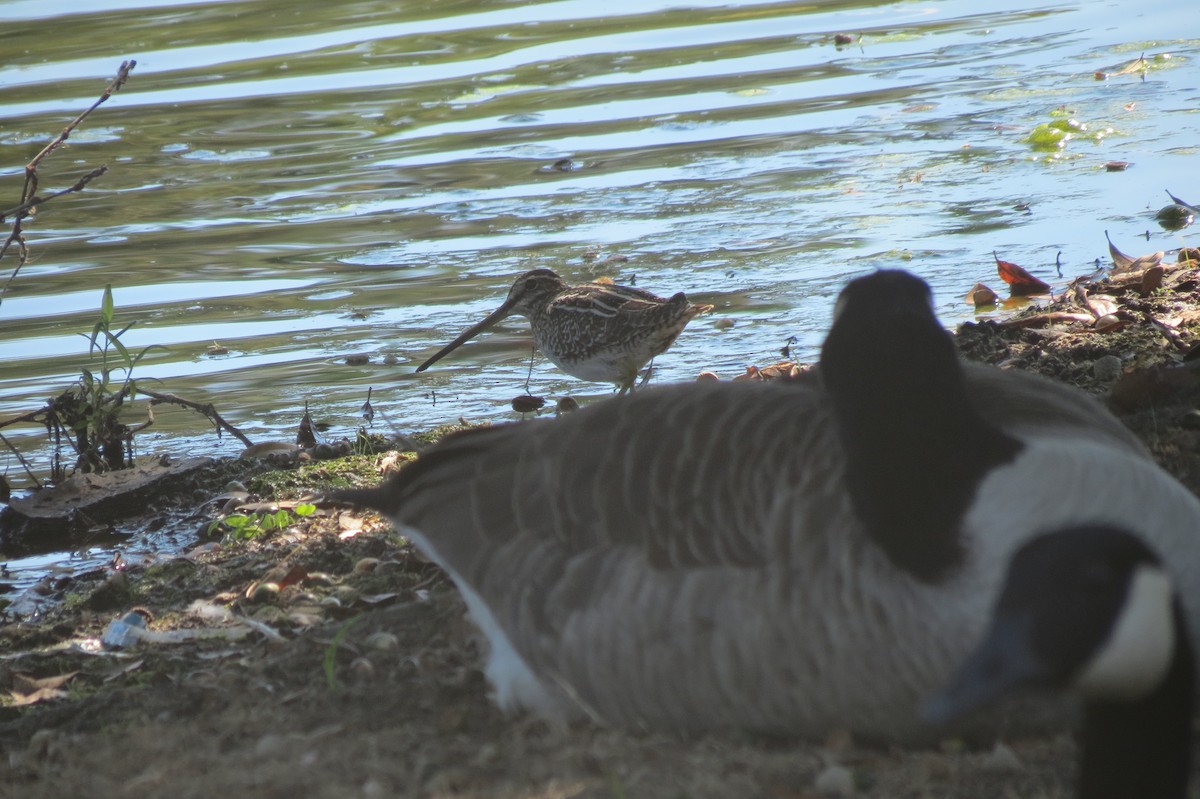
xmin=414 ymin=269 xmax=713 ymax=394
xmin=336 ymin=269 xmax=1200 ymax=740
xmin=924 ymin=526 xmax=1194 ymax=798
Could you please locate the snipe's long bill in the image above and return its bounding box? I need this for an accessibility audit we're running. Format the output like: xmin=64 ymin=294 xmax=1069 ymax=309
xmin=415 ymin=269 xmax=713 ymax=394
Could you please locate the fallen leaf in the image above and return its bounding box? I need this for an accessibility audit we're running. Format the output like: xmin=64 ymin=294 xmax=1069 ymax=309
xmin=10 ymin=671 xmax=79 ymax=706
xmin=994 ymin=252 xmax=1051 ymax=296
xmin=1107 ymin=53 xmax=1147 ymax=78
xmin=1106 ymin=230 xmax=1163 ymax=274
xmin=997 ymin=312 xmax=1094 ymax=329
xmin=296 ymin=402 xmax=318 ymax=449
xmin=966 ymin=282 xmax=999 ymax=307
xmin=13 ymin=671 xmax=79 ymax=694
xmin=1141 ymin=265 xmax=1165 ymax=296
xmin=11 ymin=687 xmax=69 ymax=706
xmin=732 ymin=366 xmax=762 ymax=382
xmin=1084 ymin=294 xmax=1119 ymax=319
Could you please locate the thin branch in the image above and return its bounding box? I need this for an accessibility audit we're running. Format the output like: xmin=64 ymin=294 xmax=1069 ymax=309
xmin=0 ymin=166 xmax=109 ymax=224
xmin=137 ymin=387 xmax=256 ymax=448
xmin=23 ymin=59 xmax=137 ymax=177
xmin=0 ymin=407 xmax=46 ymax=431
xmin=0 ymin=60 xmax=136 ymax=307
xmin=0 ymin=430 xmax=45 ymax=488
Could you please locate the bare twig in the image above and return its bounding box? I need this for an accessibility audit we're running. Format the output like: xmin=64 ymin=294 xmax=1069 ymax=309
xmin=0 ymin=407 xmax=46 ymax=431
xmin=0 ymin=166 xmax=109 ymax=223
xmin=0 ymin=59 xmax=136 ymax=306
xmin=137 ymin=387 xmax=256 ymax=448
xmin=0 ymin=430 xmax=45 ymax=488
xmin=22 ymin=59 xmax=136 ymax=179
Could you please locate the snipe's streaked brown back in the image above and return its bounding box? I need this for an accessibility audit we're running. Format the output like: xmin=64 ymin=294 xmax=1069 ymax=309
xmin=414 ymin=269 xmax=713 ymax=393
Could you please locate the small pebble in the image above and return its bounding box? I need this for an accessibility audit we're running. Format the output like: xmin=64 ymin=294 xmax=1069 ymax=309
xmin=365 ymin=631 xmax=400 ymax=651
xmin=814 ymin=764 xmax=855 ymax=797
xmin=1093 ymin=354 xmax=1122 ymax=383
xmin=361 ymin=777 xmax=388 ymax=798
xmin=350 ymin=656 xmax=376 ymax=681
xmin=255 ymin=733 xmax=287 ymax=757
xmin=980 ymin=741 xmax=1023 ymax=772
xmin=354 ymin=557 xmax=381 ymax=574
xmin=248 ymin=582 xmax=281 ymax=603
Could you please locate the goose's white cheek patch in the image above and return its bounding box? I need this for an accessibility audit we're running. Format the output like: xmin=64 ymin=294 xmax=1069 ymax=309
xmin=1076 ymin=567 xmax=1176 ymax=701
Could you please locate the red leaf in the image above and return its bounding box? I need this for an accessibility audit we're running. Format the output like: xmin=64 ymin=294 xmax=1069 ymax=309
xmin=994 ymin=251 xmax=1051 ymax=296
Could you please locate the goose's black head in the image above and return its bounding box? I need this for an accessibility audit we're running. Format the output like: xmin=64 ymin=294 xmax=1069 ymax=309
xmin=925 ymin=525 xmax=1185 ymax=722
xmin=820 ymin=270 xmax=1022 ymax=582
xmin=924 ymin=526 xmax=1194 ymax=798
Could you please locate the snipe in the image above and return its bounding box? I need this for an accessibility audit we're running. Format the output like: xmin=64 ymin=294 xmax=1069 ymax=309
xmin=415 ymin=269 xmax=713 ymax=394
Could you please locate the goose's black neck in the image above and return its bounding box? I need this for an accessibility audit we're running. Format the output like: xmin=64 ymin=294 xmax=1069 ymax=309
xmin=1077 ymin=604 xmax=1194 ymax=799
xmin=821 ymin=271 xmax=1022 ymax=582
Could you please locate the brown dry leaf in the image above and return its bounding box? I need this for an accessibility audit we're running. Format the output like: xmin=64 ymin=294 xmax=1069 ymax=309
xmin=1084 ymin=294 xmax=1119 ymax=319
xmin=1106 ymin=230 xmax=1163 ymax=274
xmin=1097 ymin=53 xmax=1147 ymax=81
xmin=296 ymin=402 xmax=318 ymax=449
xmin=259 ymin=564 xmax=309 ymax=590
xmin=965 ymin=282 xmax=999 ymax=307
xmin=13 ymin=671 xmax=79 ymax=694
xmin=757 ymin=361 xmax=801 ymax=380
xmin=731 ymin=366 xmax=762 ymax=382
xmin=1141 ymin=265 xmax=1165 ymax=296
xmin=994 ymin=251 xmax=1051 ymax=296
xmin=11 ymin=687 xmax=69 ymax=706
xmin=1110 ymin=53 xmax=1147 ymax=77
xmin=338 ymin=513 xmax=366 ymax=540
xmin=378 ymin=451 xmax=406 ymax=477
xmin=1093 ymin=314 xmax=1127 ymax=333
xmin=997 ymin=312 xmax=1094 ymax=329
xmin=1106 ymin=229 xmax=1135 ymax=271
xmin=11 ymin=671 xmax=79 ymax=706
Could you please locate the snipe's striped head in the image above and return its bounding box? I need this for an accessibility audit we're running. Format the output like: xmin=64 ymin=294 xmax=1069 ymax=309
xmin=415 ymin=269 xmax=569 ymax=374
xmin=502 ymin=269 xmax=569 ymax=317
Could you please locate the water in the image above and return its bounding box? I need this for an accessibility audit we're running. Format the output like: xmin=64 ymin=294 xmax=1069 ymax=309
xmin=1 ymin=0 xmax=1197 ymax=592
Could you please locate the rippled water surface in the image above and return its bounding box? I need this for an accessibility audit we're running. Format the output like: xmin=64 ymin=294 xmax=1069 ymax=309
xmin=1 ymin=0 xmax=1198 ymax=585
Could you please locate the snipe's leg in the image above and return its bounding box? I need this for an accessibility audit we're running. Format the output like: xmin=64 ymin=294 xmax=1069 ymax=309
xmin=523 ymin=346 xmax=537 ymax=394
xmin=637 ymin=358 xmax=657 ymax=390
